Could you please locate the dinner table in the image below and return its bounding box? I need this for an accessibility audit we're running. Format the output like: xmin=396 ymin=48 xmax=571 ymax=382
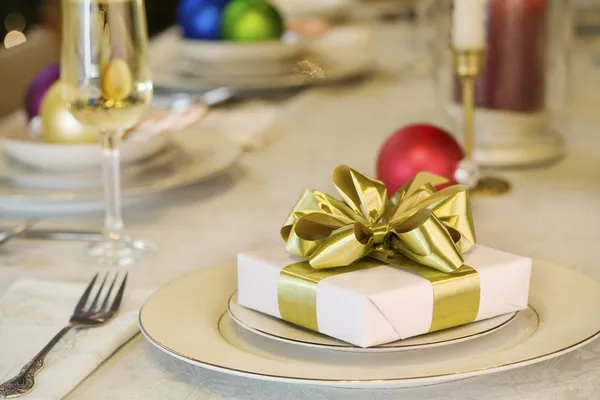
xmin=1 ymin=16 xmax=600 ymax=400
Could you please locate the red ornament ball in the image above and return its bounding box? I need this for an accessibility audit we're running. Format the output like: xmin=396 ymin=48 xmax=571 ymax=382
xmin=376 ymin=124 xmax=464 ymax=194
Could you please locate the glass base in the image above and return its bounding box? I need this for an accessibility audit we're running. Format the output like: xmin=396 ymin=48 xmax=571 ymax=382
xmin=86 ymin=235 xmax=156 ymax=267
xmin=470 ymin=177 xmax=511 ymax=197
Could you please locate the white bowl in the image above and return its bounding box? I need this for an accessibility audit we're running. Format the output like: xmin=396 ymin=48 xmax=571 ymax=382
xmin=178 ymin=58 xmax=297 ymax=78
xmin=308 ymin=25 xmax=375 ymax=66
xmin=0 ymin=113 xmax=169 ymax=172
xmin=272 ymin=0 xmax=354 ymax=20
xmin=179 ymin=32 xmax=305 ymax=63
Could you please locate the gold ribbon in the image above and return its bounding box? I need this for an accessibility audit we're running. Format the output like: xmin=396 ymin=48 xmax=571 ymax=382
xmin=277 ymin=165 xmax=480 ymax=335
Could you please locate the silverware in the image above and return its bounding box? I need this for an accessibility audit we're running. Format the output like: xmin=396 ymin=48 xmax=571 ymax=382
xmin=187 ymin=87 xmax=237 ymax=108
xmin=15 ymin=229 xmax=103 ymax=242
xmin=0 ymin=272 xmax=128 ymax=398
xmin=153 ymin=87 xmax=236 ymax=110
xmin=154 ymin=85 xmax=300 ymax=107
xmin=0 ymin=223 xmax=102 ymax=247
xmin=0 ymin=220 xmax=39 ymax=247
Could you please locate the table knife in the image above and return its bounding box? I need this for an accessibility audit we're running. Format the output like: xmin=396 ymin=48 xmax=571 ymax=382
xmin=15 ymin=229 xmax=103 ymax=242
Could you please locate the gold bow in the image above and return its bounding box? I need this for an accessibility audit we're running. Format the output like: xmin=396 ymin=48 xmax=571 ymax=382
xmin=281 ymin=165 xmax=476 ymax=274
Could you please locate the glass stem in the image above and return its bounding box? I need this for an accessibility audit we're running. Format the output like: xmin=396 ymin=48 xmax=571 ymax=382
xmin=100 ymin=131 xmax=124 ymax=242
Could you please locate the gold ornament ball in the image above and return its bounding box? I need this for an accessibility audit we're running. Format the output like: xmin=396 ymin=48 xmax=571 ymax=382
xmin=40 ymin=82 xmax=98 ymax=144
xmin=101 ymin=58 xmax=133 ymax=101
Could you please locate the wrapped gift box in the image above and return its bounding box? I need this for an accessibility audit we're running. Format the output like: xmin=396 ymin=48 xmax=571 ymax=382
xmin=237 ymin=244 xmax=531 ymax=348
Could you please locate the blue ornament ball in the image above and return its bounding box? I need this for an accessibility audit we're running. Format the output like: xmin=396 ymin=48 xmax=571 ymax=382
xmin=178 ymin=0 xmax=230 ymax=40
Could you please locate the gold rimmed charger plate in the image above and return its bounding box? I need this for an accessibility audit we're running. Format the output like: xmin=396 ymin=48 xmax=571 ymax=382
xmin=139 ymin=260 xmax=600 ymax=389
xmin=227 ymin=292 xmax=519 ymax=353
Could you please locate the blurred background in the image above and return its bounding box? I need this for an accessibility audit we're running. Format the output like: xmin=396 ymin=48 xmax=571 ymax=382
xmin=0 ymin=0 xmax=178 ymax=42
xmin=0 ymin=0 xmax=181 ymax=117
xmin=3 ymin=0 xmax=600 ymax=119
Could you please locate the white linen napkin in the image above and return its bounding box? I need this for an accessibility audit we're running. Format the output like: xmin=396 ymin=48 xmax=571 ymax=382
xmin=199 ymin=100 xmax=283 ymax=151
xmin=152 ymin=95 xmax=283 ymax=152
xmin=0 ymin=279 xmax=151 ymax=400
xmin=152 ymin=95 xmax=282 ymax=151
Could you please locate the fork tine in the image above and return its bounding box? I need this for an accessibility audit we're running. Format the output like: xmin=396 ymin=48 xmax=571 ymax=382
xmin=100 ymin=273 xmax=119 ymax=312
xmin=73 ymin=273 xmax=98 ymax=314
xmin=87 ymin=273 xmax=108 ymax=312
xmin=109 ymin=273 xmax=128 ymax=313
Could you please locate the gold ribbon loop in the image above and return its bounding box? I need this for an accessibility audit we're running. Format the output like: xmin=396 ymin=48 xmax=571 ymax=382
xmin=390 ymin=210 xmax=464 ymax=274
xmin=281 ymin=165 xmax=476 ymax=274
xmin=332 ymin=165 xmax=388 ymax=223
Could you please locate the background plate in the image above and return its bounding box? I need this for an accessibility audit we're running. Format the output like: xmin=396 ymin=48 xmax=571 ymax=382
xmin=0 ymin=145 xmax=180 ymax=190
xmin=0 ymin=128 xmax=242 ymax=216
xmin=154 ymin=57 xmax=374 ymax=93
xmin=179 ymin=35 xmax=304 ymax=63
xmin=154 ymin=26 xmax=375 ymax=93
xmin=0 ymin=112 xmax=168 ymax=171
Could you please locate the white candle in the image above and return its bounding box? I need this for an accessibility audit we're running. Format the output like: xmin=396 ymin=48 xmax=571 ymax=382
xmin=452 ymin=0 xmax=487 ymax=50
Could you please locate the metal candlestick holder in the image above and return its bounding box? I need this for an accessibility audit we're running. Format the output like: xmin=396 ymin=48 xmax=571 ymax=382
xmin=453 ymin=49 xmax=510 ymax=197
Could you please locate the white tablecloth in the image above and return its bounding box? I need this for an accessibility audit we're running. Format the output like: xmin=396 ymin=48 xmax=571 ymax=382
xmin=2 ymin=21 xmax=600 ymax=400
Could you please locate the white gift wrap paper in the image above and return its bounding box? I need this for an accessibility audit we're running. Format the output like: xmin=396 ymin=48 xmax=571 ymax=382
xmin=237 ymin=245 xmax=532 ymax=348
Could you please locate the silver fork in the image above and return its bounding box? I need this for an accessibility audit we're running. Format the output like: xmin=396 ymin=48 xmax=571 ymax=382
xmin=0 ymin=220 xmax=39 ymax=248
xmin=0 ymin=272 xmax=128 ymax=399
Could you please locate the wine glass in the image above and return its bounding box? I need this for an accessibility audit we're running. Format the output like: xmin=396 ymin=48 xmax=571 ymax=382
xmin=60 ymin=0 xmax=154 ymax=266
xmin=375 ymin=0 xmax=435 ymax=78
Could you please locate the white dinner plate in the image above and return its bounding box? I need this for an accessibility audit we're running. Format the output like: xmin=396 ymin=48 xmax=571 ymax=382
xmin=0 ymin=145 xmax=181 ymax=190
xmin=0 ymin=128 xmax=242 ymax=216
xmin=139 ymin=260 xmax=600 ymax=388
xmin=0 ymin=112 xmax=169 ymax=172
xmin=177 ymin=59 xmax=299 ymax=79
xmin=179 ymin=34 xmax=304 ymax=64
xmin=155 ymin=57 xmax=373 ymax=93
xmin=227 ymin=292 xmax=519 ymax=353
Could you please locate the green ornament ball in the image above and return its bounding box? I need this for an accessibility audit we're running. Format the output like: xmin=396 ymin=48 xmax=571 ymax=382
xmin=221 ymin=0 xmax=284 ymax=42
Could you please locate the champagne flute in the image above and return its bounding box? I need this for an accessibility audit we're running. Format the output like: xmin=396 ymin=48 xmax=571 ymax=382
xmin=60 ymin=0 xmax=154 ymax=266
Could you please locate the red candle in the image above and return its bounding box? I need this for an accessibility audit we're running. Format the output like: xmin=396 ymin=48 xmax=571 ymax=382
xmin=455 ymin=0 xmax=548 ymax=113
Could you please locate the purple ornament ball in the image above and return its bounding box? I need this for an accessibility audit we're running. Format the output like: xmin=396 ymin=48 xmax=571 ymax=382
xmin=25 ymin=64 xmax=60 ymax=120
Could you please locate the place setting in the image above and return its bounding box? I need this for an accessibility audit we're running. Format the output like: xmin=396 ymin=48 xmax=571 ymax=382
xmin=137 ymin=0 xmax=600 ymax=390
xmin=139 ymin=165 xmax=600 ymax=388
xmin=0 ymin=65 xmax=242 ymax=216
xmin=151 ymin=0 xmax=377 ymax=95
